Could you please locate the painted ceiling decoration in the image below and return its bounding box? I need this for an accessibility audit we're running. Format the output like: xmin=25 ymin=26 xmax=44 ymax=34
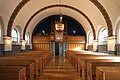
xmin=7 ymin=0 xmax=30 ymax=36
xmin=23 ymin=4 xmax=96 ymax=40
xmin=90 ymin=0 xmax=113 ymax=36
xmin=6 ymin=0 xmax=112 ymax=39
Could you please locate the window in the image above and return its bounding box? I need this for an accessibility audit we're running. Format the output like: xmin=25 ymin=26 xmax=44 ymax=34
xmin=99 ymin=29 xmax=107 ymax=45
xmin=0 ymin=26 xmax=1 ymax=39
xmin=25 ymin=33 xmax=30 ymax=44
xmin=119 ymin=28 xmax=120 ymax=43
xmin=12 ymin=28 xmax=18 ymax=42
xmin=88 ymin=32 xmax=93 ymax=45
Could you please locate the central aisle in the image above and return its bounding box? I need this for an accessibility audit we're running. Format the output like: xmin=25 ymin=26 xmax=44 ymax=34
xmin=39 ymin=56 xmax=81 ymax=80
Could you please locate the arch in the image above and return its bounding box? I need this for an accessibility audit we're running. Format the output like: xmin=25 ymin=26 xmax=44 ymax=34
xmin=6 ymin=0 xmax=112 ymax=39
xmin=90 ymin=0 xmax=113 ymax=36
xmin=7 ymin=0 xmax=30 ymax=36
xmin=16 ymin=26 xmax=22 ymax=43
xmin=23 ymin=4 xmax=96 ymax=40
xmin=25 ymin=32 xmax=30 ymax=44
xmin=11 ymin=26 xmax=21 ymax=43
xmin=0 ymin=16 xmax=5 ymax=42
xmin=98 ymin=28 xmax=108 ymax=45
xmin=115 ymin=16 xmax=120 ymax=44
xmin=0 ymin=23 xmax=2 ymax=41
xmin=88 ymin=32 xmax=94 ymax=45
xmin=11 ymin=28 xmax=18 ymax=43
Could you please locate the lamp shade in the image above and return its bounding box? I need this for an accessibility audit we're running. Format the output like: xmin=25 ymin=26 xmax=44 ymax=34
xmin=55 ymin=22 xmax=64 ymax=31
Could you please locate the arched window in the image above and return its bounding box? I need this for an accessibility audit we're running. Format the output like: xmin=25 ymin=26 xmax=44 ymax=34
xmin=25 ymin=33 xmax=30 ymax=44
xmin=12 ymin=28 xmax=18 ymax=42
xmin=88 ymin=32 xmax=93 ymax=45
xmin=99 ymin=28 xmax=107 ymax=45
xmin=0 ymin=25 xmax=1 ymax=39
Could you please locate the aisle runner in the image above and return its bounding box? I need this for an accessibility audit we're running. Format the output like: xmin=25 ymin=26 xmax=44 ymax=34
xmin=39 ymin=56 xmax=81 ymax=80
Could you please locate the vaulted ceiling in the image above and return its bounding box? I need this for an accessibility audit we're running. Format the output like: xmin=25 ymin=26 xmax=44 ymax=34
xmin=0 ymin=0 xmax=120 ymax=39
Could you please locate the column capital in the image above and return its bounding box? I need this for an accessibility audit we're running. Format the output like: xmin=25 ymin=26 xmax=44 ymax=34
xmin=108 ymin=35 xmax=116 ymax=40
xmin=93 ymin=39 xmax=98 ymax=42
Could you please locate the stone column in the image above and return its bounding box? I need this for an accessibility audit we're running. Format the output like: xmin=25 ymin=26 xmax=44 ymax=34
xmin=4 ymin=36 xmax=12 ymax=54
xmin=107 ymin=35 xmax=116 ymax=54
xmin=21 ymin=39 xmax=26 ymax=51
xmin=93 ymin=40 xmax=98 ymax=51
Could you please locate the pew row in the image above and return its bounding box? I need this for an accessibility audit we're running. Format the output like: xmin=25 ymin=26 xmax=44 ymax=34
xmin=0 ymin=66 xmax=26 ymax=80
xmin=65 ymin=50 xmax=120 ymax=80
xmin=0 ymin=58 xmax=35 ymax=80
xmin=0 ymin=50 xmax=52 ymax=80
xmin=96 ymin=67 xmax=120 ymax=80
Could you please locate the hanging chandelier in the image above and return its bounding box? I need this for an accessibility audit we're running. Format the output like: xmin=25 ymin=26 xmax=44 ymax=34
xmin=55 ymin=15 xmax=64 ymax=31
xmin=55 ymin=0 xmax=64 ymax=31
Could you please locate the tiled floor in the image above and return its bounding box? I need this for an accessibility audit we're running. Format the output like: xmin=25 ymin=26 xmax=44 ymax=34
xmin=39 ymin=56 xmax=81 ymax=80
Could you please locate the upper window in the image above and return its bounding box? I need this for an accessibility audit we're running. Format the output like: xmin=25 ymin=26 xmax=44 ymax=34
xmin=99 ymin=28 xmax=107 ymax=45
xmin=88 ymin=32 xmax=93 ymax=45
xmin=12 ymin=28 xmax=18 ymax=42
xmin=25 ymin=33 xmax=30 ymax=44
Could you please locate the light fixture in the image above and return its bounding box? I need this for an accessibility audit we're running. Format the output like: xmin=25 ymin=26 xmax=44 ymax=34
xmin=73 ymin=30 xmax=76 ymax=34
xmin=55 ymin=0 xmax=64 ymax=31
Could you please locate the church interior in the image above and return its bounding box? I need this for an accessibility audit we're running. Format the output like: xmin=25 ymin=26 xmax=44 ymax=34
xmin=0 ymin=0 xmax=120 ymax=80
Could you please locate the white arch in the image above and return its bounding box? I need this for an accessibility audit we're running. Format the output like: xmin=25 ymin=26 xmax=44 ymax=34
xmin=98 ymin=28 xmax=108 ymax=45
xmin=0 ymin=16 xmax=5 ymax=43
xmin=114 ymin=16 xmax=120 ymax=44
xmin=87 ymin=31 xmax=91 ymax=42
xmin=114 ymin=16 xmax=120 ymax=35
xmin=88 ymin=32 xmax=93 ymax=45
xmin=12 ymin=26 xmax=21 ymax=44
xmin=25 ymin=32 xmax=30 ymax=44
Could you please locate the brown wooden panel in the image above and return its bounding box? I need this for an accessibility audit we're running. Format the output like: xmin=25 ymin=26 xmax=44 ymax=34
xmin=96 ymin=67 xmax=120 ymax=80
xmin=0 ymin=66 xmax=26 ymax=80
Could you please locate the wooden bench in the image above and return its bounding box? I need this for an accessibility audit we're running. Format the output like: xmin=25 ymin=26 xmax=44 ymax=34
xmin=76 ymin=56 xmax=120 ymax=80
xmin=65 ymin=50 xmax=109 ymax=67
xmin=0 ymin=66 xmax=26 ymax=80
xmin=74 ymin=53 xmax=110 ymax=69
xmin=15 ymin=52 xmax=51 ymax=71
xmin=0 ymin=50 xmax=52 ymax=80
xmin=0 ymin=57 xmax=35 ymax=80
xmin=96 ymin=66 xmax=120 ymax=80
xmin=86 ymin=59 xmax=120 ymax=80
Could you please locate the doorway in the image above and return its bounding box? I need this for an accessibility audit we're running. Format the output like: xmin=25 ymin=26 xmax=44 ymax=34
xmin=54 ymin=42 xmax=66 ymax=56
xmin=55 ymin=43 xmax=59 ymax=56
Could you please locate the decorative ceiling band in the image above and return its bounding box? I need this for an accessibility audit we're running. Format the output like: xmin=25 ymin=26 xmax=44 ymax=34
xmin=6 ymin=0 xmax=112 ymax=39
xmin=7 ymin=0 xmax=30 ymax=36
xmin=23 ymin=4 xmax=96 ymax=40
xmin=90 ymin=0 xmax=113 ymax=36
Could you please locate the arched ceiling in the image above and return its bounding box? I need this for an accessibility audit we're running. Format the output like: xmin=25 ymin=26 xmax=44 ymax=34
xmin=0 ymin=0 xmax=120 ymax=39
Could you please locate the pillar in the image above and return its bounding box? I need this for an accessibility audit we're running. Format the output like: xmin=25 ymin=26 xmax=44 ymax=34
xmin=4 ymin=36 xmax=12 ymax=54
xmin=93 ymin=40 xmax=98 ymax=51
xmin=21 ymin=39 xmax=26 ymax=51
xmin=107 ymin=35 xmax=116 ymax=54
xmin=30 ymin=43 xmax=32 ymax=51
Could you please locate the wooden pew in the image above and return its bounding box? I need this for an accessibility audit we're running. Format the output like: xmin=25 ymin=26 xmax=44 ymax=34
xmin=74 ymin=53 xmax=110 ymax=69
xmin=65 ymin=50 xmax=109 ymax=67
xmin=0 ymin=50 xmax=52 ymax=80
xmin=15 ymin=52 xmax=51 ymax=72
xmin=86 ymin=59 xmax=120 ymax=80
xmin=72 ymin=55 xmax=115 ymax=79
xmin=0 ymin=66 xmax=26 ymax=80
xmin=96 ymin=67 xmax=120 ymax=80
xmin=0 ymin=57 xmax=35 ymax=80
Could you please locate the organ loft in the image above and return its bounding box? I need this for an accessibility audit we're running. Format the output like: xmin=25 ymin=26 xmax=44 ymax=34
xmin=0 ymin=0 xmax=120 ymax=80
